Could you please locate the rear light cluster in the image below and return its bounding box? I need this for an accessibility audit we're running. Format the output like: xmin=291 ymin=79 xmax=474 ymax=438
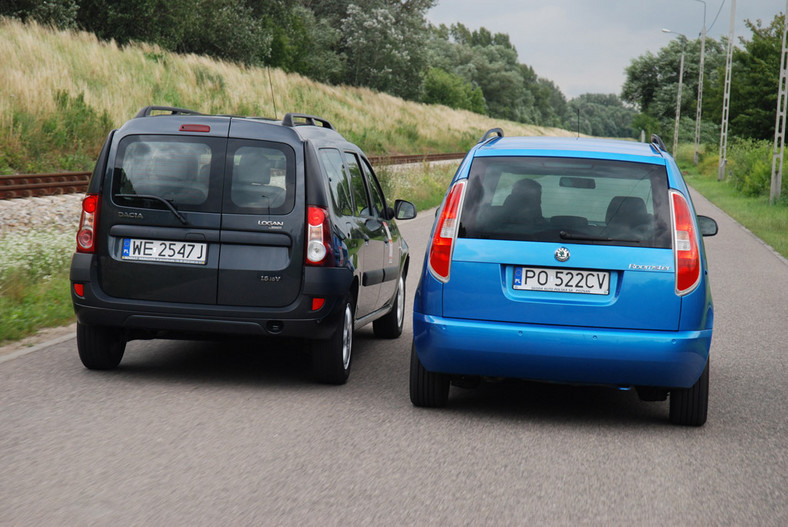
xmin=76 ymin=194 xmax=100 ymax=253
xmin=305 ymin=206 xmax=334 ymax=266
xmin=428 ymin=181 xmax=466 ymax=282
xmin=670 ymin=190 xmax=701 ymax=295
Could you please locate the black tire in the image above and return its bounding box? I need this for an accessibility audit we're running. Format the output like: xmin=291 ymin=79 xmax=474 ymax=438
xmin=669 ymin=359 xmax=709 ymax=426
xmin=373 ymin=275 xmax=405 ymax=339
xmin=312 ymin=296 xmax=354 ymax=385
xmin=76 ymin=323 xmax=125 ymax=370
xmin=409 ymin=342 xmax=449 ymax=407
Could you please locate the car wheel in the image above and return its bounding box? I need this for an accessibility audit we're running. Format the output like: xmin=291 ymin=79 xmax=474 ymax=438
xmin=409 ymin=342 xmax=449 ymax=407
xmin=373 ymin=275 xmax=405 ymax=339
xmin=77 ymin=322 xmax=126 ymax=370
xmin=669 ymin=359 xmax=709 ymax=426
xmin=312 ymin=295 xmax=354 ymax=385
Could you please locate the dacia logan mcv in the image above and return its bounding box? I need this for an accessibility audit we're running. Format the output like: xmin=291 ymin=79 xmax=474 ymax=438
xmin=71 ymin=106 xmax=416 ymax=384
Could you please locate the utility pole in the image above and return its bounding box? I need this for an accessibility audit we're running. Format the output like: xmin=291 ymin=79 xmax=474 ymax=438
xmin=662 ymin=29 xmax=687 ymax=157
xmin=770 ymin=3 xmax=788 ymax=205
xmin=718 ymin=0 xmax=736 ymax=181
xmin=674 ymin=41 xmax=686 ymax=157
xmin=694 ymin=0 xmax=707 ymax=165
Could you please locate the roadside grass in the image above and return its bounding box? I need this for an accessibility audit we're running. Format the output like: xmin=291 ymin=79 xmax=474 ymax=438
xmin=0 ymin=229 xmax=75 ymax=344
xmin=676 ymin=145 xmax=788 ymax=260
xmin=377 ymin=161 xmax=457 ymax=212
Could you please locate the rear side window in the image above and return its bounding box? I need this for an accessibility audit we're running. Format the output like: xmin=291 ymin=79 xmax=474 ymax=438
xmin=361 ymin=159 xmax=387 ymax=217
xmin=225 ymin=139 xmax=295 ymax=215
xmin=460 ymin=156 xmax=671 ymax=248
xmin=319 ymin=148 xmax=353 ymax=217
xmin=345 ymin=152 xmax=372 ymax=217
xmin=112 ymin=135 xmax=223 ymax=212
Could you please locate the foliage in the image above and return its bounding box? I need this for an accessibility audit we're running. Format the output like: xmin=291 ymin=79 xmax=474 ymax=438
xmin=424 ymin=22 xmax=569 ymax=127
xmin=681 ymin=158 xmax=787 ymax=259
xmin=0 ymin=226 xmax=75 ymax=342
xmin=0 ymin=0 xmax=78 ymax=29
xmin=566 ymin=94 xmax=637 ymax=137
xmin=623 ymin=12 xmax=785 ymax=146
xmin=622 ymin=36 xmax=726 ymax=122
xmin=341 ymin=2 xmax=433 ymax=100
xmin=423 ymin=67 xmax=485 ymax=114
xmin=726 ymin=138 xmax=774 ymax=197
xmin=376 ymin=162 xmax=456 ymax=212
xmin=722 ymin=16 xmax=783 ymax=140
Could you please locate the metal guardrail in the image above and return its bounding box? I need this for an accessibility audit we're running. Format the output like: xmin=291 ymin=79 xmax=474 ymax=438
xmin=0 ymin=153 xmax=464 ymax=200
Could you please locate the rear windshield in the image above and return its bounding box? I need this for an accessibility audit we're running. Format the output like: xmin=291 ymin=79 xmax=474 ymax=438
xmin=112 ymin=135 xmax=296 ymax=215
xmin=113 ymin=135 xmax=223 ymax=213
xmin=459 ymin=156 xmax=671 ymax=248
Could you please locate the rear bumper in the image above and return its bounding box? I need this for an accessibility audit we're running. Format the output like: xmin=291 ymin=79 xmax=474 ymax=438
xmin=71 ymin=253 xmax=352 ymax=340
xmin=413 ymin=312 xmax=711 ymax=388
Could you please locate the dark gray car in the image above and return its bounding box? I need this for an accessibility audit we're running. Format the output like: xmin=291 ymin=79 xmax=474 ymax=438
xmin=71 ymin=107 xmax=416 ymax=384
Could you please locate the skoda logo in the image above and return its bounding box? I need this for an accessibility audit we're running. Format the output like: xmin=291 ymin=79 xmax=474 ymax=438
xmin=554 ymin=247 xmax=570 ymax=262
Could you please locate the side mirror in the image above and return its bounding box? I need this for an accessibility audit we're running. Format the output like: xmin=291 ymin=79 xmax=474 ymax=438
xmin=394 ymin=199 xmax=416 ymax=220
xmin=697 ymin=215 xmax=718 ymax=237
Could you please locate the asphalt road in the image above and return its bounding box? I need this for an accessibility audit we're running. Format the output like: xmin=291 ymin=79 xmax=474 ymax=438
xmin=1 ymin=190 xmax=786 ymax=525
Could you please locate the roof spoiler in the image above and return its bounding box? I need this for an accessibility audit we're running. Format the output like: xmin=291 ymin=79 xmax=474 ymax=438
xmin=282 ymin=113 xmax=334 ymax=130
xmin=135 ymin=106 xmax=203 ymax=118
xmin=478 ymin=128 xmax=504 ymax=144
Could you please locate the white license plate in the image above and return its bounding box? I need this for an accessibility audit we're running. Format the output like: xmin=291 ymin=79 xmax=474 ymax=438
xmin=513 ymin=267 xmax=609 ymax=295
xmin=122 ymin=238 xmax=207 ymax=265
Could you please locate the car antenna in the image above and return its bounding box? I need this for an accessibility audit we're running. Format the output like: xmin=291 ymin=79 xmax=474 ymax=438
xmin=267 ymin=67 xmax=278 ymax=119
xmin=576 ymin=107 xmax=581 ymax=138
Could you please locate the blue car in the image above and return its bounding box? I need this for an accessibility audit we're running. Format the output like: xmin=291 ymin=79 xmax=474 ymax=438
xmin=411 ymin=130 xmax=717 ymax=426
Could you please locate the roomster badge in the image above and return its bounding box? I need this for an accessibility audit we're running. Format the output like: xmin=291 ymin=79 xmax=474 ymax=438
xmin=554 ymin=247 xmax=570 ymax=262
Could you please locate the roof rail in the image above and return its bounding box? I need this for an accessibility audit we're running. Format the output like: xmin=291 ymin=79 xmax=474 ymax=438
xmin=478 ymin=128 xmax=504 ymax=144
xmin=135 ymin=106 xmax=203 ymax=118
xmin=282 ymin=113 xmax=334 ymax=130
xmin=651 ymin=134 xmax=668 ymax=152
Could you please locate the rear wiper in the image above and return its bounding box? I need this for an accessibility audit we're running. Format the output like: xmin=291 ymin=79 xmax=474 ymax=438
xmin=559 ymin=230 xmax=640 ymax=243
xmin=116 ymin=194 xmax=188 ymax=225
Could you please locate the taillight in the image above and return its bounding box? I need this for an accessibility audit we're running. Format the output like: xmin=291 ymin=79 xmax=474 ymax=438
xmin=306 ymin=206 xmax=333 ymax=266
xmin=76 ymin=194 xmax=100 ymax=253
xmin=670 ymin=190 xmax=701 ymax=295
xmin=428 ymin=181 xmax=466 ymax=282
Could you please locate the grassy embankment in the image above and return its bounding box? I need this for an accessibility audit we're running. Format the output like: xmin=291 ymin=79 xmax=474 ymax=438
xmin=0 ymin=19 xmax=574 ymax=344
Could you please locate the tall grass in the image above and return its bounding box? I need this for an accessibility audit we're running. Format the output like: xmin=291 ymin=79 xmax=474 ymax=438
xmin=0 ymin=17 xmax=575 ymax=175
xmin=0 ymin=229 xmax=75 ymax=342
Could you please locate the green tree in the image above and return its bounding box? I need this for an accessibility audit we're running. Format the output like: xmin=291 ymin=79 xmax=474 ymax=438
xmin=341 ymin=1 xmax=435 ymax=100
xmin=567 ymin=94 xmax=637 ymax=138
xmin=728 ymin=16 xmax=784 ymax=140
xmin=0 ymin=0 xmax=78 ymax=29
xmin=423 ymin=67 xmax=485 ymax=113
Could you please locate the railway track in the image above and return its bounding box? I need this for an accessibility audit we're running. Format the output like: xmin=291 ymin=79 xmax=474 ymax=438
xmin=0 ymin=152 xmax=464 ymax=200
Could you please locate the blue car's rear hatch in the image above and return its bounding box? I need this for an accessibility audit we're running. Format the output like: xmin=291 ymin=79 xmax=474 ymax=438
xmin=442 ymin=155 xmax=681 ymax=331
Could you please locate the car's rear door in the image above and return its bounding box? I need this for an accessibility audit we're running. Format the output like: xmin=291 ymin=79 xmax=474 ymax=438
xmin=216 ymin=120 xmax=305 ymax=307
xmin=99 ymin=119 xmax=227 ymax=304
xmin=344 ymin=151 xmax=385 ymax=317
xmin=361 ymin=157 xmax=399 ymax=305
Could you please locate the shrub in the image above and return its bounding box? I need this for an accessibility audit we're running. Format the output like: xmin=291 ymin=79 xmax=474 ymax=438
xmin=727 ymin=138 xmax=772 ymax=197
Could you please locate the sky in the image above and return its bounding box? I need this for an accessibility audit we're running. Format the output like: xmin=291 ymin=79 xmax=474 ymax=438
xmin=427 ymin=0 xmax=784 ymax=98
